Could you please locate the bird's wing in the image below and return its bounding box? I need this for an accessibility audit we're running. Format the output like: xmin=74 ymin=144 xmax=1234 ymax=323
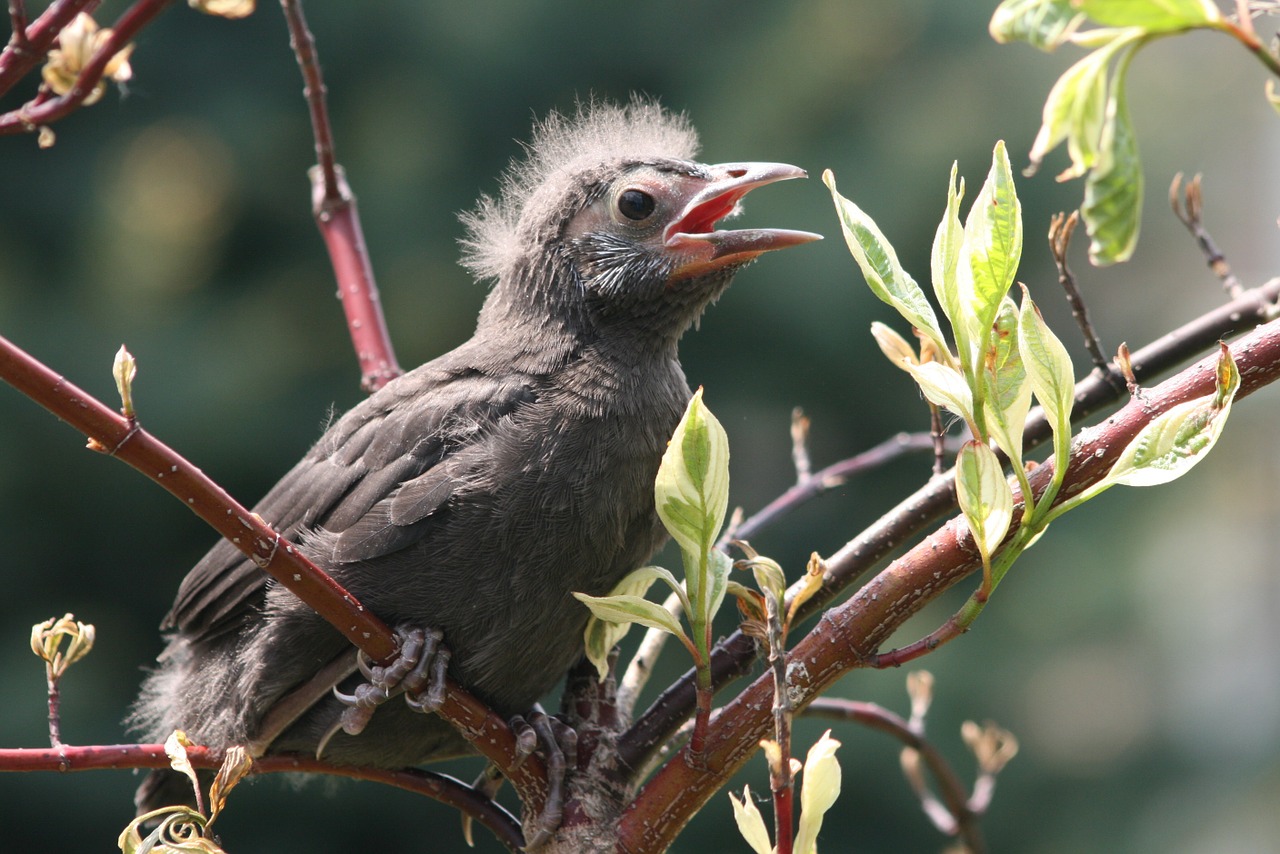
xmin=163 ymin=360 xmax=538 ymax=640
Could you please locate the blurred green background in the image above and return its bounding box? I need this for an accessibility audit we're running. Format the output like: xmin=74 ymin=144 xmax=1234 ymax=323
xmin=2 ymin=2 xmax=1280 ymax=851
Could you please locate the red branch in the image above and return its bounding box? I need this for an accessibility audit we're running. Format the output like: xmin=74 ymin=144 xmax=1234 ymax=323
xmin=0 ymin=333 xmax=547 ymax=807
xmin=281 ymin=0 xmax=401 ymax=392
xmin=806 ymin=697 xmax=983 ymax=849
xmin=0 ymin=0 xmax=98 ymax=95
xmin=0 ymin=743 xmax=524 ymax=851
xmin=0 ymin=0 xmax=172 ymax=135
xmin=617 ymin=318 xmax=1280 ymax=851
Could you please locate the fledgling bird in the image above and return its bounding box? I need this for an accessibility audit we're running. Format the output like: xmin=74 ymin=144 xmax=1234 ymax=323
xmin=131 ymin=100 xmax=819 ymax=812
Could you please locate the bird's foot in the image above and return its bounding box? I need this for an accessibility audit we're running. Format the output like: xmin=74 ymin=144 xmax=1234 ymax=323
xmin=508 ymin=708 xmax=578 ymax=850
xmin=332 ymin=626 xmax=451 ymax=736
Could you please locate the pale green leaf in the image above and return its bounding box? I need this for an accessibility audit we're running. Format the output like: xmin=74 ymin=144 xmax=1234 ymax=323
xmin=655 ymin=389 xmax=729 ymax=557
xmin=700 ymin=549 xmax=733 ymax=627
xmin=1063 ymin=46 xmax=1111 ymax=178
xmin=576 ymin=566 xmax=686 ymax=680
xmin=1108 ymin=345 xmax=1238 ymax=487
xmin=989 ymin=0 xmax=1084 ymax=50
xmin=956 ymin=441 xmax=1015 ymax=560
xmin=1077 ymin=0 xmax=1221 ymax=30
xmin=573 ymin=592 xmax=688 ymax=639
xmin=1017 ymin=286 xmax=1075 ymax=461
xmin=931 ymin=162 xmax=967 ymax=359
xmin=824 ymin=169 xmax=949 ymax=358
xmin=795 ymin=731 xmax=843 ymax=854
xmin=965 ymin=142 xmax=1023 ymax=347
xmin=1082 ymin=44 xmax=1143 ymax=265
xmin=902 ymin=360 xmax=974 ymax=424
xmin=729 ymin=786 xmax=774 ymax=854
xmin=982 ymin=297 xmax=1032 ymax=464
xmin=1027 ymin=41 xmax=1110 ymax=176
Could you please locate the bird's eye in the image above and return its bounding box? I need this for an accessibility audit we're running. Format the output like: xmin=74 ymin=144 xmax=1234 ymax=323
xmin=617 ymin=189 xmax=656 ymax=221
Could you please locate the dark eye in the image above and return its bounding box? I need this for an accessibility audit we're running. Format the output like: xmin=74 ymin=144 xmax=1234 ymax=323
xmin=617 ymin=189 xmax=656 ymax=221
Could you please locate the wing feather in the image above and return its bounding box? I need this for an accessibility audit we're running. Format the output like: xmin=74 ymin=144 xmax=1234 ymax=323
xmin=163 ymin=356 xmax=538 ymax=639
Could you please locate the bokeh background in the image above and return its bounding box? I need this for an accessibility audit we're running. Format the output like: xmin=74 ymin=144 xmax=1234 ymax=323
xmin=2 ymin=2 xmax=1280 ymax=851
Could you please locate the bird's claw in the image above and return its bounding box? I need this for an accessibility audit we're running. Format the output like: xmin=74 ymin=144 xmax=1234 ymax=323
xmin=507 ymin=709 xmax=578 ymax=850
xmin=332 ymin=626 xmax=448 ymax=736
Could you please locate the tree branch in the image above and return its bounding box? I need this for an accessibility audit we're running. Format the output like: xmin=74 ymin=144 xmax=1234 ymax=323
xmin=0 ymin=0 xmax=98 ymax=96
xmin=0 ymin=743 xmax=525 ymax=851
xmin=0 ymin=0 xmax=171 ymax=135
xmin=280 ymin=0 xmax=402 ymax=392
xmin=617 ymin=316 xmax=1280 ymax=851
xmin=0 ymin=333 xmax=548 ymax=808
xmin=620 ymin=277 xmax=1280 ymax=774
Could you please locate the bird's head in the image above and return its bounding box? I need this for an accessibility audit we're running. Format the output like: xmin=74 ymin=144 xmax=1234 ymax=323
xmin=463 ymin=101 xmax=820 ymax=347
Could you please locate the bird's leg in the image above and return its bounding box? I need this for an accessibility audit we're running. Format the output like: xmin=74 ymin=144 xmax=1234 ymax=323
xmin=508 ymin=707 xmax=579 ymax=850
xmin=331 ymin=626 xmax=450 ymax=737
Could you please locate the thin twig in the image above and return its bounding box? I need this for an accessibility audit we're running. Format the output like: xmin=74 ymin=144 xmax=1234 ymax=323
xmin=0 ymin=744 xmax=525 ymax=852
xmin=764 ymin=590 xmax=794 ymax=854
xmin=929 ymin=403 xmax=946 ymax=475
xmin=279 ymin=0 xmax=402 ymax=392
xmin=806 ymin=695 xmax=986 ymax=853
xmin=716 ymin=431 xmax=946 ymax=551
xmin=45 ymin=671 xmax=62 ymax=747
xmin=0 ymin=0 xmax=98 ymax=95
xmin=790 ymin=407 xmax=811 ymax=485
xmin=8 ymin=0 xmax=31 ymax=50
xmin=0 ymin=0 xmax=169 ymax=135
xmin=1049 ymin=211 xmax=1111 ymax=375
xmin=1170 ymin=173 xmax=1245 ymax=300
xmin=1220 ymin=2 xmax=1280 ymax=79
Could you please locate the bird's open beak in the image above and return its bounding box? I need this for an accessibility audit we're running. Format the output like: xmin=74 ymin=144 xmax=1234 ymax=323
xmin=665 ymin=162 xmax=822 ymax=279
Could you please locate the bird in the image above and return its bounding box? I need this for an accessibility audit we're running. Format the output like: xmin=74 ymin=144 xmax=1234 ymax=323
xmin=130 ymin=99 xmax=820 ymax=814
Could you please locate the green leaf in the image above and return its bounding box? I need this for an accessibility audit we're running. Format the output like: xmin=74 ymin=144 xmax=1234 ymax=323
xmin=824 ymin=169 xmax=949 ymax=359
xmin=575 ymin=566 xmax=687 ymax=680
xmin=698 ymin=548 xmax=733 ymax=628
xmin=574 ymin=592 xmax=687 ymax=639
xmin=982 ymin=297 xmax=1032 ymax=465
xmin=956 ymin=441 xmax=1015 ymax=561
xmin=1017 ymin=286 xmax=1075 ymax=468
xmin=1082 ymin=42 xmax=1143 ymax=265
xmin=964 ymin=142 xmax=1023 ymax=350
xmin=1107 ymin=344 xmax=1238 ymax=487
xmin=902 ymin=360 xmax=975 ymax=424
xmin=989 ymin=0 xmax=1084 ymax=50
xmin=655 ymin=389 xmax=729 ymax=558
xmin=1077 ymin=0 xmax=1221 ymax=30
xmin=931 ymin=162 xmax=967 ymax=360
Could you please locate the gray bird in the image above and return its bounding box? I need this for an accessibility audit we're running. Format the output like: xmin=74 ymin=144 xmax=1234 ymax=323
xmin=131 ymin=100 xmax=819 ymax=813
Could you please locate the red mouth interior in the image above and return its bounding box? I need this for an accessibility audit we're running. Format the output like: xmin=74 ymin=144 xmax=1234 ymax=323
xmin=670 ymin=190 xmax=748 ymax=235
